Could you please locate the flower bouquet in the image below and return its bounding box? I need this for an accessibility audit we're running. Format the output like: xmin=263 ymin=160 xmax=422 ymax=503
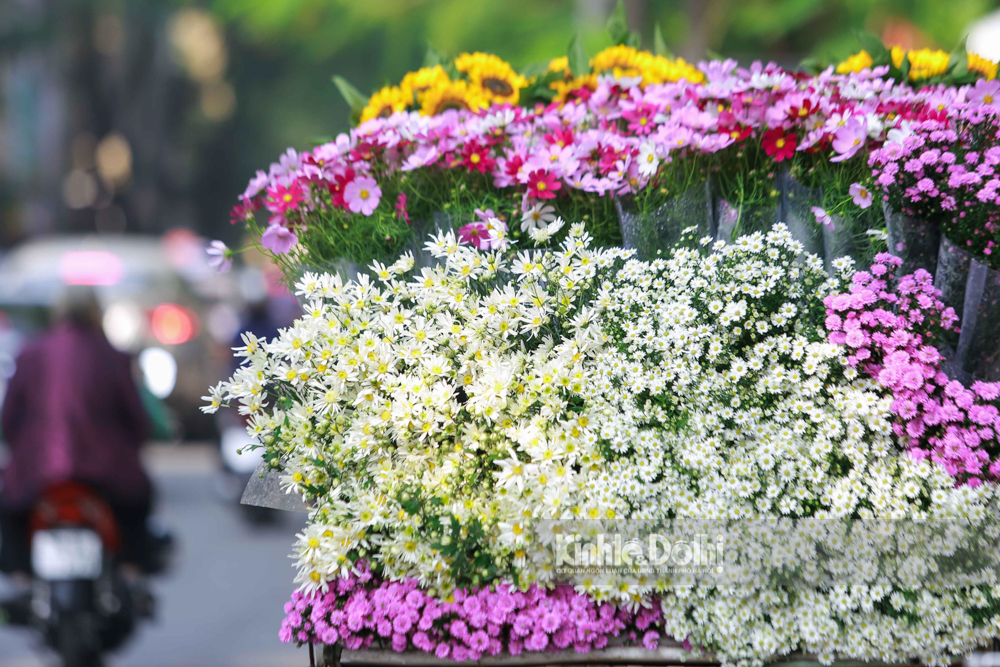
xmin=208 ymin=8 xmax=1000 ymax=665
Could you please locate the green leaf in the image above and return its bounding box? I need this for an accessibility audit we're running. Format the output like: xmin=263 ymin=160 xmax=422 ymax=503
xmin=624 ymin=31 xmax=642 ymax=49
xmin=423 ymin=45 xmax=445 ymax=69
xmin=854 ymin=30 xmax=888 ymax=64
xmin=519 ymin=60 xmax=551 ymax=79
xmin=898 ymin=54 xmax=911 ymax=82
xmin=567 ymin=32 xmax=588 ymax=77
xmin=798 ymin=57 xmax=822 ymax=76
xmin=948 ymin=35 xmax=970 ymax=77
xmin=606 ymin=0 xmax=629 ymax=45
xmin=653 ymin=24 xmax=673 ymax=58
xmin=332 ymin=75 xmax=368 ymax=119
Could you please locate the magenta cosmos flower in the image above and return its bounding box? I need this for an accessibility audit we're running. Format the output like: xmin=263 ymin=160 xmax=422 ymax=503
xmin=344 ymin=176 xmax=382 ymax=215
xmin=261 ymin=222 xmax=298 ymax=255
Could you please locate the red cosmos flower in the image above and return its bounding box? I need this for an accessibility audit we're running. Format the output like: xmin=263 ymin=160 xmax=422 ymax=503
xmin=328 ymin=168 xmax=356 ymax=208
xmin=597 ymin=145 xmax=623 ymax=172
xmin=761 ymin=128 xmax=797 ymax=162
xmin=526 ymin=169 xmax=560 ymax=200
xmin=265 ymin=181 xmax=306 ymax=214
xmin=504 ymin=154 xmax=525 ymax=180
xmin=460 ymin=141 xmax=495 ymax=174
xmin=350 ymin=141 xmax=378 ymax=162
xmin=395 ymin=192 xmax=410 ymax=225
xmin=788 ymin=98 xmax=816 ymax=120
xmin=720 ymin=125 xmax=752 ymax=143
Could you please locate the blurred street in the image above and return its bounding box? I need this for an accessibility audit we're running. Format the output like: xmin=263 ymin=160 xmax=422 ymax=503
xmin=0 ymin=445 xmax=307 ymax=667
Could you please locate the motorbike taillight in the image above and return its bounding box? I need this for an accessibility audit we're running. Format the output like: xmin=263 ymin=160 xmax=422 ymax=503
xmin=29 ymin=481 xmax=122 ymax=554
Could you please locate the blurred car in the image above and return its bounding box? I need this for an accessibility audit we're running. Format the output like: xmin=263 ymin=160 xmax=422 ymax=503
xmin=0 ymin=233 xmax=234 ymax=440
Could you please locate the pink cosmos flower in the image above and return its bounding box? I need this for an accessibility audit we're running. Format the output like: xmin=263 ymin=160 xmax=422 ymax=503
xmin=244 ymin=170 xmax=269 ymax=199
xmin=811 ymin=206 xmax=834 ymax=230
xmin=830 ymin=116 xmax=867 ymax=162
xmin=849 ymin=182 xmax=873 ymax=209
xmin=402 ymin=146 xmax=440 ymax=172
xmin=968 ymin=79 xmax=1000 ymax=108
xmin=344 ymin=176 xmax=382 ymax=215
xmin=261 ymin=221 xmax=298 ymax=255
xmin=206 ymin=240 xmax=232 ymax=273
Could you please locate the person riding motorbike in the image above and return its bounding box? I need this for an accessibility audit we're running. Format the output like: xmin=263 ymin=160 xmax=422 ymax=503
xmin=0 ymin=286 xmax=156 ymax=619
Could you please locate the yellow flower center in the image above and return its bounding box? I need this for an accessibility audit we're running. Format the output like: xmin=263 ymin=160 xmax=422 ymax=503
xmin=359 ymin=189 xmax=370 ymax=200
xmin=775 ymin=138 xmax=786 ymax=148
xmin=470 ymin=153 xmax=481 ymax=164
xmin=283 ymin=194 xmax=293 ymax=203
xmin=536 ymin=182 xmax=546 ymax=191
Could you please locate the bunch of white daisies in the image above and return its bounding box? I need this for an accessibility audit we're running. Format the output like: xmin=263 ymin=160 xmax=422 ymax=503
xmin=207 ymin=222 xmax=1000 ymax=666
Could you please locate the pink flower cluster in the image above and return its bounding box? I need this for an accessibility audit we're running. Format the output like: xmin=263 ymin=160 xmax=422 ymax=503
xmin=869 ymin=105 xmax=1000 ymax=264
xmin=824 ymin=254 xmax=1000 ymax=482
xmin=233 ymin=60 xmax=1000 ymax=257
xmin=279 ymin=564 xmax=676 ymax=661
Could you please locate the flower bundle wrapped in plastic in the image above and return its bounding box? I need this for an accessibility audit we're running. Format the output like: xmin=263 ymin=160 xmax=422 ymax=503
xmin=208 ymin=222 xmax=1000 ymax=665
xmin=227 ymin=30 xmax=1000 ymax=281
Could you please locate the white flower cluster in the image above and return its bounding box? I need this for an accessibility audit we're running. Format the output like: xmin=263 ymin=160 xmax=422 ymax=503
xmin=207 ymin=223 xmax=1000 ymax=666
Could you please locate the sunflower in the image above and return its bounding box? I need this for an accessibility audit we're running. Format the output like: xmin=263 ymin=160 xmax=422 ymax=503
xmin=590 ymin=45 xmax=644 ymax=79
xmin=360 ymin=85 xmax=410 ymax=123
xmin=419 ymin=79 xmax=485 ymax=116
xmin=836 ymin=49 xmax=874 ymax=74
xmin=905 ymin=47 xmax=951 ymax=81
xmin=547 ymin=56 xmax=569 ymax=75
xmin=455 ymin=52 xmax=527 ymax=105
xmin=969 ymin=52 xmax=998 ymax=80
xmin=890 ymin=46 xmax=951 ymax=81
xmin=639 ymin=53 xmax=705 ymax=85
xmin=891 ymin=45 xmax=906 ymax=69
xmin=400 ymin=66 xmax=451 ymax=105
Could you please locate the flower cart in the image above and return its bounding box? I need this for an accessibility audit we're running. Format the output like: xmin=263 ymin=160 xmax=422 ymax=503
xmin=209 ymin=7 xmax=1000 ymax=666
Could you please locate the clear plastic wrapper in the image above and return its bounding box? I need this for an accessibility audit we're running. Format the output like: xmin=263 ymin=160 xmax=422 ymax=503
xmin=821 ymin=216 xmax=870 ymax=274
xmin=935 ymin=235 xmax=973 ymax=321
xmin=713 ymin=198 xmax=779 ymax=244
xmin=883 ymin=202 xmax=940 ymax=277
xmin=241 ymin=462 xmax=308 ymax=512
xmin=777 ymin=171 xmax=823 ymax=258
xmin=616 ymin=181 xmax=713 ymax=260
xmin=956 ymin=259 xmax=1000 ymax=382
xmin=404 ymin=212 xmax=451 ymax=269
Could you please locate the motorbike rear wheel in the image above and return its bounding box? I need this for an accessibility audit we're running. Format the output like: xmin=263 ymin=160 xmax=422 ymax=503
xmin=56 ymin=612 xmax=104 ymax=667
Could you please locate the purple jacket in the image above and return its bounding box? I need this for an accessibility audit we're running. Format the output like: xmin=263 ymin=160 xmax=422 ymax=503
xmin=1 ymin=323 xmax=151 ymax=510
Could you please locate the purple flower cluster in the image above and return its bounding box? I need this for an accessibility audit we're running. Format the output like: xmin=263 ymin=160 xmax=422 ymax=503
xmin=825 ymin=254 xmax=1000 ymax=482
xmin=279 ymin=564 xmax=677 ymax=661
xmin=869 ymin=105 xmax=1000 ymax=264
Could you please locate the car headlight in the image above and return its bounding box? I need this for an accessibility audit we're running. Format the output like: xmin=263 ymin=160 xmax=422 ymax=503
xmin=139 ymin=347 xmax=177 ymax=399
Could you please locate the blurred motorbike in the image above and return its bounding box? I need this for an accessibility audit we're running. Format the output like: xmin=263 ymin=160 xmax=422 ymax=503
xmin=24 ymin=481 xmax=173 ymax=667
